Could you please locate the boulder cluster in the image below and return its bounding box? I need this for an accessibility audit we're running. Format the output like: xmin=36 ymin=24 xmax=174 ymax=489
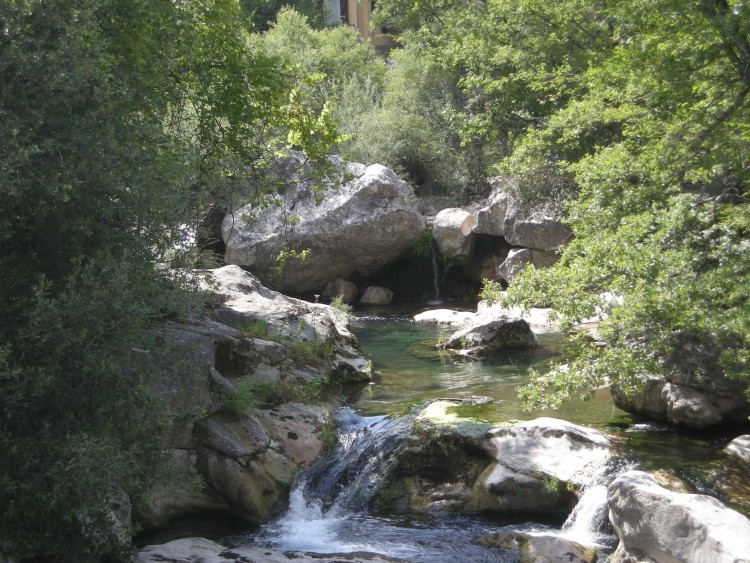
xmin=133 ymin=266 xmax=371 ymax=533
xmin=218 ymin=154 xmax=570 ymax=304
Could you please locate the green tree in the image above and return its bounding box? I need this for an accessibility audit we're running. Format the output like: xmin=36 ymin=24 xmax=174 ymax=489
xmin=484 ymin=1 xmax=750 ymax=408
xmin=0 ymin=0 xmax=338 ymax=560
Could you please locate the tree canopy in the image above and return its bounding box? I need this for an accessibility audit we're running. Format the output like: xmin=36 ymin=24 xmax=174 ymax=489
xmin=0 ymin=1 xmax=337 ymax=560
xmin=375 ymin=0 xmax=750 ymax=406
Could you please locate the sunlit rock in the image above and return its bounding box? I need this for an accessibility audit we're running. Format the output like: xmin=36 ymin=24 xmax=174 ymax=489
xmin=440 ymin=307 xmax=536 ymax=357
xmin=496 ymin=247 xmax=560 ymax=284
xmin=608 ymin=470 xmax=750 ymax=562
xmin=432 ymin=207 xmax=477 ymax=257
xmin=223 ymin=155 xmax=425 ymax=294
xmin=725 ymin=435 xmax=750 ymax=466
xmin=412 ymin=308 xmax=475 ymax=326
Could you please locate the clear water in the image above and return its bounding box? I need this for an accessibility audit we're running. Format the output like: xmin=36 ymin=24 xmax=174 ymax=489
xmin=231 ymin=308 xmax=743 ymax=560
xmin=348 ymin=310 xmax=628 ymax=427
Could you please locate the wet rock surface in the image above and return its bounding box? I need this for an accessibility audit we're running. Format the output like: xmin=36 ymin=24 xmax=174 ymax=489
xmin=136 ymin=537 xmax=405 ymax=563
xmin=373 ymin=401 xmax=612 ymax=517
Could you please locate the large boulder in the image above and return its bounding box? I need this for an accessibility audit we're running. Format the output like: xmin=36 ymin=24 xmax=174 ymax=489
xmin=725 ymin=435 xmax=750 ymax=466
xmin=136 ymin=317 xmax=332 ymax=529
xmin=195 ymin=265 xmax=370 ymax=381
xmin=478 ymin=417 xmax=612 ymax=513
xmin=222 ymin=156 xmax=425 ymax=293
xmin=360 ymin=285 xmax=394 ymax=305
xmin=611 ymin=333 xmax=750 ymax=428
xmin=373 ymin=401 xmax=612 ymax=517
xmin=503 ymin=198 xmax=572 ymax=251
xmin=474 ymin=188 xmax=509 ymax=237
xmin=432 ymin=207 xmax=477 ymax=257
xmin=321 ymin=277 xmax=358 ymax=303
xmin=608 ymin=470 xmax=750 ymax=562
xmin=136 ymin=538 xmax=402 ymax=563
xmin=440 ymin=307 xmax=536 ymax=356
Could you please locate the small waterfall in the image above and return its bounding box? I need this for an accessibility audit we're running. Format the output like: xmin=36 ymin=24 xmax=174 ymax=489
xmin=561 ymin=485 xmax=610 ymax=545
xmin=248 ymin=408 xmax=515 ymax=562
xmin=560 ymin=459 xmax=636 ymax=549
xmin=251 ymin=408 xmax=413 ymax=553
xmin=431 ymin=239 xmax=442 ymax=304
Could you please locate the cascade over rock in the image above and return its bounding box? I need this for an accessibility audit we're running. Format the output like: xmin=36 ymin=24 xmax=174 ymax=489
xmin=608 ymin=470 xmax=750 ymax=562
xmin=222 ymin=155 xmax=425 ymax=294
xmin=373 ymin=401 xmax=612 ymax=516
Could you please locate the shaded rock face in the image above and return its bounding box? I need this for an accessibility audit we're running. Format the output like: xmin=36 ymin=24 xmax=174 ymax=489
xmin=135 ymin=267 xmax=371 ymax=531
xmin=497 ymin=247 xmax=560 ymax=284
xmin=136 ymin=537 xmax=403 ymax=563
xmin=611 ymin=334 xmax=750 ymax=428
xmin=441 ymin=308 xmax=536 ymax=357
xmin=372 ymin=401 xmax=495 ymax=514
xmin=373 ymin=402 xmax=611 ymax=517
xmin=360 ymin=285 xmax=394 ymax=305
xmin=608 ymin=470 xmax=750 ymax=563
xmin=321 ymin=277 xmax=358 ymax=303
xmin=222 ymin=156 xmax=425 ymax=294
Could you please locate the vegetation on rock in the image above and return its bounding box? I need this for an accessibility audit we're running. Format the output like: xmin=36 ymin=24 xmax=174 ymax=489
xmin=0 ymin=0 xmax=339 ymax=560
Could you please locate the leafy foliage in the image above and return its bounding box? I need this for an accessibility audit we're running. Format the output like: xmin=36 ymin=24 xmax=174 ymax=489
xmin=376 ymin=0 xmax=750 ymax=409
xmin=0 ymin=1 xmax=341 ymax=560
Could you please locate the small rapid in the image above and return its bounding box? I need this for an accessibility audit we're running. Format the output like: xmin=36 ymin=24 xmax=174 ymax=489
xmin=239 ymin=406 xmax=630 ymax=561
xmin=244 ymin=408 xmax=524 ymax=561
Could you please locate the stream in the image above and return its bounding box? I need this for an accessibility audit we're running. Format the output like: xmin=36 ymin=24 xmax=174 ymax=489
xmin=225 ymin=307 xmax=742 ymax=561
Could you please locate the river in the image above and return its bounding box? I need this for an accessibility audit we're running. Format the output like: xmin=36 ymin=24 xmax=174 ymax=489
xmin=189 ymin=307 xmax=742 ymax=561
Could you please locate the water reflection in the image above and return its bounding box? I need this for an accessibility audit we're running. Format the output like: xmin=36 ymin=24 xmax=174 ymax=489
xmin=350 ymin=311 xmax=628 ymax=427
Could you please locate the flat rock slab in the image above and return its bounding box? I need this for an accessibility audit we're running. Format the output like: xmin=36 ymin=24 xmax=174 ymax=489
xmin=486 ymin=417 xmax=612 ymax=485
xmin=413 ymin=309 xmax=475 ymax=326
xmin=137 ymin=538 xmax=406 ymax=563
